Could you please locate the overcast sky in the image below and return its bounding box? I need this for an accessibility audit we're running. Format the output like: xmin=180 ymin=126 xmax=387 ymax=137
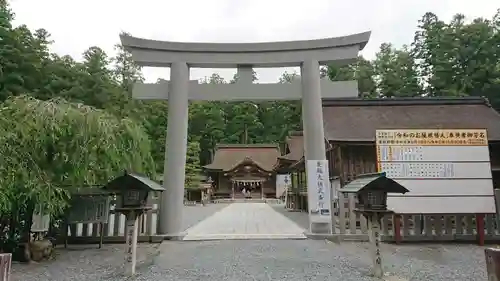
xmin=9 ymin=0 xmax=499 ymax=83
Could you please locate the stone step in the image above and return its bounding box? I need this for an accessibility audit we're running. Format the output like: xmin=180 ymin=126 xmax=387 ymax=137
xmin=212 ymin=198 xmax=282 ymax=204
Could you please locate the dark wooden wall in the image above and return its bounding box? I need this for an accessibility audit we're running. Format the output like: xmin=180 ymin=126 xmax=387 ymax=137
xmin=329 ymin=143 xmax=377 ymax=185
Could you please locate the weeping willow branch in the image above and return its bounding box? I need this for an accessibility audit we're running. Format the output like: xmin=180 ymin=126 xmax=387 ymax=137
xmin=0 ymin=95 xmax=156 ymax=215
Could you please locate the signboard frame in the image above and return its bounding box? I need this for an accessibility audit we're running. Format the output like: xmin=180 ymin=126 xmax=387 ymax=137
xmin=375 ymin=129 xmax=495 ymax=214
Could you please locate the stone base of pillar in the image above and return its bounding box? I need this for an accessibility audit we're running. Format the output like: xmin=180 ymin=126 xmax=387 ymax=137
xmin=0 ymin=253 xmax=11 ymax=281
xmin=485 ymin=248 xmax=500 ymax=280
xmin=303 ymin=232 xmax=340 ymax=242
xmin=156 ymin=232 xmax=187 ymax=241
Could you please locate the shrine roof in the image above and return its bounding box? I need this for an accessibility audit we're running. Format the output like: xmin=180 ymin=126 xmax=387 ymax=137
xmin=70 ymin=187 xmax=114 ymax=196
xmin=278 ymin=131 xmax=304 ymax=162
xmin=278 ymin=131 xmax=331 ymax=163
xmin=104 ymin=172 xmax=164 ymax=192
xmin=341 ymin=172 xmax=409 ymax=194
xmin=203 ymin=144 xmax=280 ymax=172
xmin=322 ymin=97 xmax=500 ymax=141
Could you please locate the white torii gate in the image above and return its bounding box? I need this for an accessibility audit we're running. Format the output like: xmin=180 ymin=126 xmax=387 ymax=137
xmin=120 ymin=31 xmax=371 ymax=239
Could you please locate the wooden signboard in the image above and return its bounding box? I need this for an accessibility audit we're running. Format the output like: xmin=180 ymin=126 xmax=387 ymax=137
xmin=376 ymin=129 xmax=495 ymax=214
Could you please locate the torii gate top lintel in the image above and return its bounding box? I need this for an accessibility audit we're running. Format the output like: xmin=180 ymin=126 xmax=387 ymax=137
xmin=120 ymin=31 xmax=371 ymax=68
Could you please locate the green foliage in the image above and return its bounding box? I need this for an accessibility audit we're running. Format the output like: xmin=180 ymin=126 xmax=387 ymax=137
xmin=0 ymin=95 xmax=156 ymax=250
xmin=373 ymin=44 xmax=421 ymax=97
xmin=0 ymin=3 xmax=160 ymax=250
xmin=0 ymin=95 xmax=156 ymax=210
xmin=411 ymin=11 xmax=500 ymax=105
xmin=185 ymin=141 xmax=201 ymax=187
xmin=328 ymin=9 xmax=500 ymax=104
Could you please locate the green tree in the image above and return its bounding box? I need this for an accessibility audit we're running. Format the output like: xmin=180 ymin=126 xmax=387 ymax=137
xmin=373 ymin=43 xmax=421 ymax=97
xmin=0 ymin=95 xmax=156 ymax=250
xmin=0 ymin=2 xmax=41 ymax=101
xmin=327 ymin=57 xmax=378 ymax=98
xmin=412 ymin=11 xmax=500 ymax=103
xmin=185 ymin=141 xmax=201 ymax=187
xmin=278 ymin=70 xmax=299 ymax=83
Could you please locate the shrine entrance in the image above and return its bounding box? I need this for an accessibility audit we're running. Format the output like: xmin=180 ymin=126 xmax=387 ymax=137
xmin=227 ymin=158 xmax=271 ymax=199
xmin=205 ymin=145 xmax=279 ymax=200
xmin=121 ymin=32 xmax=371 ymax=238
xmin=231 ymin=179 xmax=263 ymax=199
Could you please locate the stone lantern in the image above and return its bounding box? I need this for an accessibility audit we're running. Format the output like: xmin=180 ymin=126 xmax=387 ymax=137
xmin=340 ymin=172 xmax=409 ymax=278
xmin=103 ymin=171 xmax=164 ymax=276
xmin=341 ymin=172 xmax=408 ymax=213
xmin=104 ymin=171 xmax=164 ymax=211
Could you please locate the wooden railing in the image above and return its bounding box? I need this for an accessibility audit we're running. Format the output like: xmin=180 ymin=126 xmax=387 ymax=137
xmin=334 ymin=191 xmax=500 ymax=243
xmin=285 ymin=189 xmax=500 ymax=243
xmin=65 ymin=189 xmax=500 ymax=244
xmin=65 ymin=197 xmax=160 ymax=244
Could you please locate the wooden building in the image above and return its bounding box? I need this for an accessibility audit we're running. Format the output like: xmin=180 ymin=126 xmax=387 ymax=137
xmin=275 ymin=131 xmax=332 ymax=210
xmin=282 ymin=97 xmax=500 ymax=211
xmin=203 ymin=144 xmax=281 ymax=199
xmin=318 ymin=97 xmax=500 ymax=243
xmin=322 ymin=97 xmax=500 ymax=186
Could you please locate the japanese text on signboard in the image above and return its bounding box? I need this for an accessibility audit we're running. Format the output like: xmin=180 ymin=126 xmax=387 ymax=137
xmin=376 ymin=129 xmax=487 ymax=146
xmin=316 ymin=161 xmax=325 ymax=210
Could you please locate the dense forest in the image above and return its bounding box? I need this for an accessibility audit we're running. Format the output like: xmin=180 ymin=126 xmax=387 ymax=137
xmin=0 ymin=0 xmax=500 ymax=249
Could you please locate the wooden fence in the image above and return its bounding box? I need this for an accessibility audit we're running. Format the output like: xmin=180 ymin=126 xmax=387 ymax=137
xmin=286 ymin=190 xmax=500 ymax=244
xmin=65 ymin=197 xmax=161 ymax=245
xmin=66 ymin=189 xmax=500 ymax=244
xmin=333 ymin=192 xmax=500 ymax=244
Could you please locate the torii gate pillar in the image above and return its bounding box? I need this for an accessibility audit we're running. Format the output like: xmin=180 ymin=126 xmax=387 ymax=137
xmin=162 ymin=62 xmax=190 ymax=238
xmin=301 ymin=60 xmax=326 ymax=161
xmin=121 ymin=32 xmax=371 ymax=239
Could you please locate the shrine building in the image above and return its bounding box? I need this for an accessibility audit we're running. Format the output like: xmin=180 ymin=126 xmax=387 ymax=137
xmin=203 ymin=144 xmax=282 ymax=199
xmin=278 ymin=97 xmax=500 ymax=211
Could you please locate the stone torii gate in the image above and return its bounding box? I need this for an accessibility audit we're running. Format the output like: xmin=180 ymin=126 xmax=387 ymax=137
xmin=120 ymin=31 xmax=371 ymax=239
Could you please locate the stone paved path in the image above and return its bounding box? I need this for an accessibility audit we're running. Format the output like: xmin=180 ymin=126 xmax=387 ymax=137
xmin=183 ymin=203 xmax=307 ymax=240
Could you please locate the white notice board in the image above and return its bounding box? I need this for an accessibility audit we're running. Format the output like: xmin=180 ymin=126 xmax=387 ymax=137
xmin=376 ymin=129 xmax=495 ymax=214
xmin=276 ymin=174 xmax=291 ymax=198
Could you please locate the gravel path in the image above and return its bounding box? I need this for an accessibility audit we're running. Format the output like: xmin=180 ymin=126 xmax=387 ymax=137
xmin=11 ymin=204 xmax=489 ymax=281
xmin=124 ymin=240 xmax=488 ymax=281
xmin=11 ymin=204 xmax=229 ymax=281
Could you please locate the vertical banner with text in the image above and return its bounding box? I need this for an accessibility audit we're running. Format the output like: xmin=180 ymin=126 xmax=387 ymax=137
xmin=306 ymin=160 xmax=332 ymax=231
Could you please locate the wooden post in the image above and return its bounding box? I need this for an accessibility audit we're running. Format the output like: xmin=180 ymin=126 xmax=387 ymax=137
xmin=336 ymin=144 xmax=344 ymax=186
xmin=64 ymin=222 xmax=69 ymax=249
xmin=0 ymin=253 xmax=11 ymax=281
xmin=99 ymin=222 xmax=104 ymax=249
xmin=393 ymin=214 xmax=402 ymax=244
xmin=261 ymin=181 xmax=264 ymax=199
xmin=476 ymin=214 xmax=485 ymax=246
xmin=367 ymin=213 xmax=383 ymax=278
xmin=125 ymin=211 xmax=139 ymax=276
